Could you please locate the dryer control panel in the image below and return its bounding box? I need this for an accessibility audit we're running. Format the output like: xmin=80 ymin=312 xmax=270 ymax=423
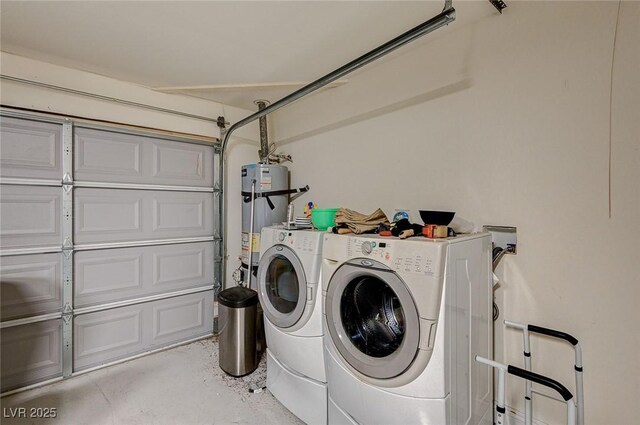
xmin=273 ymin=229 xmax=322 ymax=254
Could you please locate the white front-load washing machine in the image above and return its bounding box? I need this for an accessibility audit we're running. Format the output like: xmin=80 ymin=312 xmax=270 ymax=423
xmin=322 ymin=232 xmax=493 ymax=425
xmin=258 ymin=226 xmax=326 ymax=425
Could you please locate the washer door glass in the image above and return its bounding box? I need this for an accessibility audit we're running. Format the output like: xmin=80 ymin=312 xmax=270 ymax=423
xmin=258 ymin=245 xmax=307 ymax=328
xmin=326 ymin=260 xmax=420 ymax=379
xmin=341 ymin=275 xmax=405 ymax=358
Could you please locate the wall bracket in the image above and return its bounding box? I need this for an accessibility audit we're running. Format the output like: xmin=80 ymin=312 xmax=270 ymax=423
xmin=489 ymin=0 xmax=507 ymax=14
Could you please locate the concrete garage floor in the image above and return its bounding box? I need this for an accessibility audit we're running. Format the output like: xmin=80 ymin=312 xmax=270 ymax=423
xmin=1 ymin=337 xmax=304 ymax=425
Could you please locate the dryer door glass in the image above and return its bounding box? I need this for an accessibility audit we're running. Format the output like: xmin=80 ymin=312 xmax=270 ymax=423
xmin=257 ymin=245 xmax=307 ymax=329
xmin=341 ymin=276 xmax=404 ymax=358
xmin=265 ymin=254 xmax=299 ymax=314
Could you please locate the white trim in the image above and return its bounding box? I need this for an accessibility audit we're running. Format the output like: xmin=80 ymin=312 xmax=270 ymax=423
xmin=0 ymin=107 xmax=219 ymax=145
xmin=72 ymin=333 xmax=213 ymax=376
xmin=0 ymin=313 xmax=63 ymax=329
xmin=73 ymin=237 xmax=214 ymax=251
xmin=73 ymin=285 xmax=214 ymax=315
xmin=0 ymin=178 xmax=61 ymax=187
xmin=0 ymin=377 xmax=64 ymax=398
xmin=0 ymin=334 xmax=214 ymax=397
xmin=0 ymin=246 xmax=62 ymax=257
xmin=74 ymin=181 xmax=215 ymax=193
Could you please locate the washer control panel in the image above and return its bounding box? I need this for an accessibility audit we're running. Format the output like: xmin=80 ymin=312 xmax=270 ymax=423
xmin=346 ymin=236 xmax=443 ymax=276
xmin=348 ymin=238 xmax=392 ymax=262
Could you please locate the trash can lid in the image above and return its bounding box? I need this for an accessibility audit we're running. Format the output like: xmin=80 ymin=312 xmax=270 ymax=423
xmin=218 ymin=286 xmax=259 ymax=308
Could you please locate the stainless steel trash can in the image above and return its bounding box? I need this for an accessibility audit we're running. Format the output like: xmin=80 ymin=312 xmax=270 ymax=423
xmin=218 ymin=286 xmax=259 ymax=377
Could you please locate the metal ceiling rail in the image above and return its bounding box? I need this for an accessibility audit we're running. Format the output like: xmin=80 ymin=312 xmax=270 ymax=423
xmin=217 ymin=4 xmax=456 ymax=286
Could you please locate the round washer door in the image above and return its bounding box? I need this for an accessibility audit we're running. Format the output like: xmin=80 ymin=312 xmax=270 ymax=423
xmin=326 ymin=259 xmax=420 ymax=379
xmin=257 ymin=244 xmax=307 ymax=328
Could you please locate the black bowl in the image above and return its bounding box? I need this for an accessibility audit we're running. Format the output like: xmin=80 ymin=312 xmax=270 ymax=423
xmin=419 ymin=210 xmax=455 ymax=225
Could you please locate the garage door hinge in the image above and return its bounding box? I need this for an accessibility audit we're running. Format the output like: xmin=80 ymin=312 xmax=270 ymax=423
xmin=62 ymin=305 xmax=73 ymax=316
xmin=63 ymin=239 xmax=74 ymax=250
xmin=62 ymin=173 xmax=73 ymax=185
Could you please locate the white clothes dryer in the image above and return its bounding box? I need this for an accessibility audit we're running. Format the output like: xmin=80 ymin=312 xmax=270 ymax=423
xmin=322 ymin=233 xmax=493 ymax=425
xmin=258 ymin=226 xmax=326 ymax=425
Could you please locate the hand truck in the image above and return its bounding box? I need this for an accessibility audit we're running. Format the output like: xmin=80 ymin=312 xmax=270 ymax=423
xmin=504 ymin=321 xmax=584 ymax=425
xmin=475 ymin=356 xmax=576 ymax=425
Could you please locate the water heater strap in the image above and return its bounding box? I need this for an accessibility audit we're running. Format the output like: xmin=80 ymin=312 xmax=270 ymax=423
xmin=242 ymin=186 xmax=309 ymax=209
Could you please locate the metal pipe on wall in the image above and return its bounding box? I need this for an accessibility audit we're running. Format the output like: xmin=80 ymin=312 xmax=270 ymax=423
xmin=255 ymin=100 xmax=270 ymax=163
xmin=246 ymin=178 xmax=257 ymax=288
xmin=217 ymin=5 xmax=456 ymax=287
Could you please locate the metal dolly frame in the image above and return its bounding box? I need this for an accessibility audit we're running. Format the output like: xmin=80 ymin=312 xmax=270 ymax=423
xmin=505 ymin=321 xmax=584 ymax=425
xmin=476 ymin=356 xmax=576 ymax=425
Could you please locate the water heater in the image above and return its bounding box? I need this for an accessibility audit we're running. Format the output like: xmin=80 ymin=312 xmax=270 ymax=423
xmin=241 ymin=163 xmax=289 ymax=274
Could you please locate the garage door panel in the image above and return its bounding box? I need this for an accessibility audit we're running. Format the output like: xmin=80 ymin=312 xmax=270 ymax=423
xmin=152 ymin=295 xmax=206 ymax=341
xmin=74 ymin=252 xmax=143 ymax=305
xmin=0 ymin=319 xmax=63 ymax=392
xmin=153 ymin=243 xmax=211 ymax=287
xmin=74 ymin=127 xmax=213 ymax=187
xmin=0 ymin=117 xmax=62 ymax=180
xmin=73 ymin=291 xmax=213 ymax=371
xmin=150 ymin=291 xmax=213 ymax=347
xmin=152 ymin=142 xmax=211 ymax=184
xmin=74 ymin=188 xmax=212 ymax=244
xmin=76 ymin=133 xmax=141 ymax=177
xmin=74 ymin=309 xmax=143 ymax=369
xmin=0 ymin=185 xmax=61 ymax=249
xmin=1 ymin=254 xmax=62 ymax=321
xmin=154 ymin=197 xmax=205 ymax=231
xmin=76 ymin=195 xmax=141 ymax=234
xmin=74 ymin=242 xmax=213 ymax=308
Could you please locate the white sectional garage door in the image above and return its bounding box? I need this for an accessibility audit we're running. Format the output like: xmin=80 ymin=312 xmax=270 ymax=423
xmin=1 ymin=112 xmax=217 ymax=392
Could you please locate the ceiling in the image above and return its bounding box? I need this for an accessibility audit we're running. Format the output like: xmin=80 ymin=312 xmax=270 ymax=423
xmin=0 ymin=1 xmax=494 ymax=111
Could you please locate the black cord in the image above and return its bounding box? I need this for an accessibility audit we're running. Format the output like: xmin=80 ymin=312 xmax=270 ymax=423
xmin=249 ymin=385 xmax=267 ymax=394
xmin=492 ymin=245 xmax=502 ymax=321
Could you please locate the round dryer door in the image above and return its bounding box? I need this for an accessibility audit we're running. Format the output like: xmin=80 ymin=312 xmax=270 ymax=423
xmin=326 ymin=259 xmax=420 ymax=379
xmin=257 ymin=245 xmax=307 ymax=328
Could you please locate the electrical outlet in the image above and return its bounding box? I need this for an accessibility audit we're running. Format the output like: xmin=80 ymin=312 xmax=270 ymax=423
xmin=484 ymin=225 xmax=517 ymax=254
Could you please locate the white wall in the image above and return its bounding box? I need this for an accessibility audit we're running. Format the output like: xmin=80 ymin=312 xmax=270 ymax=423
xmin=0 ymin=52 xmax=261 ymax=286
xmin=273 ymin=2 xmax=639 ymax=424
